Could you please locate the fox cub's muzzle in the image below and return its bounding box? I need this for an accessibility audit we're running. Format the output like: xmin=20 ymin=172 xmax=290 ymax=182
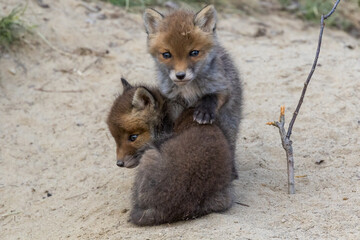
xmin=116 ymin=155 xmax=141 ymax=169
xmin=170 ymin=69 xmax=194 ymax=85
xmin=175 ymin=71 xmax=186 ymax=80
xmin=116 ymin=160 xmax=125 ymax=167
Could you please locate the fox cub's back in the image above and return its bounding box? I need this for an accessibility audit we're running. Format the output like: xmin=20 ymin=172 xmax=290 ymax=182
xmin=131 ymin=109 xmax=233 ymax=226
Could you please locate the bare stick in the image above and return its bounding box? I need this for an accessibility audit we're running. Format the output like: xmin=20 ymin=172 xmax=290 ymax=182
xmin=234 ymin=201 xmax=250 ymax=207
xmin=287 ymin=0 xmax=340 ymax=139
xmin=267 ymin=0 xmax=341 ymax=194
xmin=267 ymin=107 xmax=295 ymax=194
xmin=1 ymin=211 xmax=22 ymax=218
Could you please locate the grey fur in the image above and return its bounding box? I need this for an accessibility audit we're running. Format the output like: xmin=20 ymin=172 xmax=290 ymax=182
xmin=155 ymin=44 xmax=242 ymax=178
xmin=145 ymin=7 xmax=243 ymax=178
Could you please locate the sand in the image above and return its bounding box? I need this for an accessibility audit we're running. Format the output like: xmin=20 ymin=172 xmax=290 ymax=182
xmin=0 ymin=0 xmax=359 ymax=239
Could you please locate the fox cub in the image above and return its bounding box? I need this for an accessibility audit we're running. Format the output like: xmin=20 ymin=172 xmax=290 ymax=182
xmin=143 ymin=5 xmax=242 ymax=178
xmin=107 ymin=78 xmax=172 ymax=168
xmin=107 ymin=79 xmax=233 ymax=226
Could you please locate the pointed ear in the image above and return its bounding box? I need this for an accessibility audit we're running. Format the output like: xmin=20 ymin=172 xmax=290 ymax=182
xmin=132 ymin=87 xmax=156 ymax=110
xmin=121 ymin=78 xmax=133 ymax=91
xmin=143 ymin=8 xmax=164 ymax=34
xmin=194 ymin=5 xmax=217 ymax=33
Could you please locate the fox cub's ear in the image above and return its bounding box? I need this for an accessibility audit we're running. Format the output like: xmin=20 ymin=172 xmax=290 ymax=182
xmin=121 ymin=78 xmax=133 ymax=91
xmin=143 ymin=8 xmax=164 ymax=34
xmin=194 ymin=5 xmax=217 ymax=33
xmin=132 ymin=87 xmax=156 ymax=110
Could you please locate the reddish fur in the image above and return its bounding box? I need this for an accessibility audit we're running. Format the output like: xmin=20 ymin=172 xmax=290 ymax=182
xmin=148 ymin=10 xmax=213 ymax=72
xmin=107 ymin=85 xmax=167 ymax=168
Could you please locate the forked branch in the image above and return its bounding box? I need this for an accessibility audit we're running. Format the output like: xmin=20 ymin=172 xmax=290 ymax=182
xmin=267 ymin=0 xmax=341 ymax=194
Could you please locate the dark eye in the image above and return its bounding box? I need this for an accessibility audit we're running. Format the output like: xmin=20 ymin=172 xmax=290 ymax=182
xmin=128 ymin=134 xmax=138 ymax=142
xmin=189 ymin=50 xmax=199 ymax=57
xmin=162 ymin=52 xmax=172 ymax=59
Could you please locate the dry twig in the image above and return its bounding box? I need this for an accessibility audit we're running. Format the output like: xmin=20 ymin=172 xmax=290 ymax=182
xmin=34 ymin=88 xmax=84 ymax=93
xmin=267 ymin=0 xmax=341 ymax=194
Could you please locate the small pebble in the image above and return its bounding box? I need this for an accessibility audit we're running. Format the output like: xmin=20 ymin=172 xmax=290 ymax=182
xmin=315 ymin=159 xmax=325 ymax=165
xmin=44 ymin=190 xmax=52 ymax=197
xmin=8 ymin=68 xmax=16 ymax=75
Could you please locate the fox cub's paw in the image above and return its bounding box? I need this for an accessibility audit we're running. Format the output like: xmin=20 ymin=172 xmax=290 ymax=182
xmin=193 ymin=94 xmax=218 ymax=124
xmin=193 ymin=106 xmax=215 ymax=124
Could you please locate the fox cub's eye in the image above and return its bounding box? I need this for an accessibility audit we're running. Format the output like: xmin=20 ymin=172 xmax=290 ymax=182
xmin=189 ymin=50 xmax=199 ymax=57
xmin=129 ymin=134 xmax=138 ymax=142
xmin=162 ymin=52 xmax=172 ymax=59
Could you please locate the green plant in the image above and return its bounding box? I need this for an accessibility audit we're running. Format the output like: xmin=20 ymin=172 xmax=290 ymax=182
xmin=277 ymin=0 xmax=342 ymax=27
xmin=300 ymin=0 xmax=334 ymax=21
xmin=0 ymin=5 xmax=33 ymax=49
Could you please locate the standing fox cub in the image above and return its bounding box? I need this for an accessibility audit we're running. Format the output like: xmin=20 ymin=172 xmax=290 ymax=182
xmin=107 ymin=79 xmax=233 ymax=226
xmin=144 ymin=5 xmax=242 ymax=178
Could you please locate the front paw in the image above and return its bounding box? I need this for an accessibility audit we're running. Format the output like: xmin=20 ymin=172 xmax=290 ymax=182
xmin=193 ymin=107 xmax=215 ymax=124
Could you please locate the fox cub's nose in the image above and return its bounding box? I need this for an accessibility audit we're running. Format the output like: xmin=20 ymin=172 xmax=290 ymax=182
xmin=116 ymin=160 xmax=125 ymax=167
xmin=175 ymin=72 xmax=186 ymax=80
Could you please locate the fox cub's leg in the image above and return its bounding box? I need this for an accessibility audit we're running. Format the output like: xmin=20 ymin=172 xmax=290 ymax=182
xmin=193 ymin=92 xmax=229 ymax=124
xmin=193 ymin=94 xmax=218 ymax=124
xmin=199 ymin=187 xmax=233 ymax=216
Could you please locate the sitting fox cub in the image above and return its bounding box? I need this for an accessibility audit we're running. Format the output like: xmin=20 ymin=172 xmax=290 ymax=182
xmin=143 ymin=5 xmax=243 ymax=178
xmin=107 ymin=79 xmax=233 ymax=226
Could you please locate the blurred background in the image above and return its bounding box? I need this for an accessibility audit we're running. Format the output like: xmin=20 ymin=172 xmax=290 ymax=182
xmin=1 ymin=0 xmax=360 ymax=51
xmin=100 ymin=0 xmax=360 ymax=37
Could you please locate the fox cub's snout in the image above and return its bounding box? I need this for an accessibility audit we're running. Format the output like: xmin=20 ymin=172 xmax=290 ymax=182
xmin=107 ymin=79 xmax=161 ymax=168
xmin=144 ymin=5 xmax=217 ymax=85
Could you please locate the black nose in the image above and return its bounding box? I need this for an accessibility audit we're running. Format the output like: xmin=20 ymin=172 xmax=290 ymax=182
xmin=116 ymin=160 xmax=124 ymax=167
xmin=176 ymin=72 xmax=186 ymax=80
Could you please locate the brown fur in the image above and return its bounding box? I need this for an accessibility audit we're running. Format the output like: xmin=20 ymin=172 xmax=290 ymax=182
xmin=147 ymin=11 xmax=214 ymax=73
xmin=107 ymin=79 xmax=233 ymax=226
xmin=107 ymin=79 xmax=171 ymax=168
xmin=131 ymin=108 xmax=233 ymax=226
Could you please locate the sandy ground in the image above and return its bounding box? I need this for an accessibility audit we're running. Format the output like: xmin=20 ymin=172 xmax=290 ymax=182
xmin=1 ymin=0 xmax=359 ymax=239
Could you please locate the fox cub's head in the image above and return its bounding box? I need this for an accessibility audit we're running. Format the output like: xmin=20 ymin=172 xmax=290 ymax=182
xmin=144 ymin=5 xmax=217 ymax=86
xmin=107 ymin=78 xmax=163 ymax=168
